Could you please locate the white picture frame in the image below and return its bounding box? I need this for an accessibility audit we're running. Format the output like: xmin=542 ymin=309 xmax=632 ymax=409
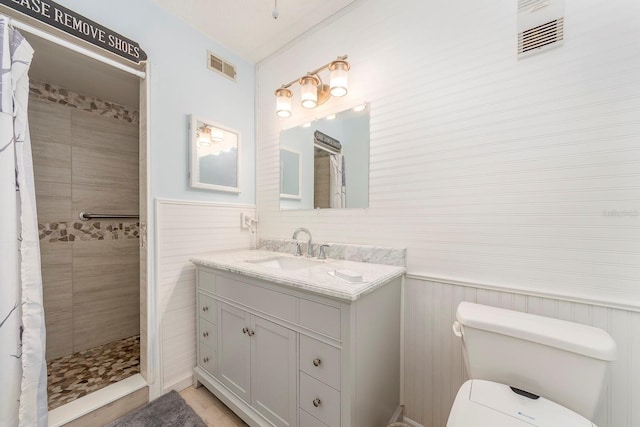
xmin=189 ymin=115 xmax=241 ymax=193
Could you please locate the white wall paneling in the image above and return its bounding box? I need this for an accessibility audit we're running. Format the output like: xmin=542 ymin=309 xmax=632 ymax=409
xmin=256 ymin=0 xmax=640 ymax=425
xmin=155 ymin=199 xmax=255 ymax=393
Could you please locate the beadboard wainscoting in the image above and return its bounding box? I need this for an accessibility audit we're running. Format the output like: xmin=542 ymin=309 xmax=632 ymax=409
xmin=255 ymin=1 xmax=640 ymax=426
xmin=402 ymin=275 xmax=640 ymax=427
xmin=155 ymin=200 xmax=255 ymax=394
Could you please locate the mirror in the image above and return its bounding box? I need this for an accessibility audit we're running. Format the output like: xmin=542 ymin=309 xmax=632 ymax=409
xmin=190 ymin=115 xmax=240 ymax=193
xmin=279 ymin=104 xmax=369 ymax=209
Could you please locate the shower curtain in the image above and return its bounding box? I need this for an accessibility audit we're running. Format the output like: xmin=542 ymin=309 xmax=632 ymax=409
xmin=0 ymin=16 xmax=48 ymax=427
xmin=329 ymin=154 xmax=346 ymax=208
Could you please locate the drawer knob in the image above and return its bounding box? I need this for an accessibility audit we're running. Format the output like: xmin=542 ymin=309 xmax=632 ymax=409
xmin=202 ymin=306 xmax=209 ymax=312
xmin=203 ymin=357 xmax=209 ymax=363
xmin=312 ymin=398 xmax=321 ymax=408
xmin=313 ymin=358 xmax=321 ymax=367
xmin=203 ymin=331 xmax=209 ymax=338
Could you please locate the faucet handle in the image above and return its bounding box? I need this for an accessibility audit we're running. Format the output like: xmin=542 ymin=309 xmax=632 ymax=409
xmin=318 ymin=244 xmax=330 ymax=260
xmin=295 ymin=242 xmax=303 ymax=257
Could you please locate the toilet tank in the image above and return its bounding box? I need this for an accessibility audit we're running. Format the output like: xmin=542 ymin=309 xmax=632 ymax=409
xmin=454 ymin=302 xmax=616 ymax=420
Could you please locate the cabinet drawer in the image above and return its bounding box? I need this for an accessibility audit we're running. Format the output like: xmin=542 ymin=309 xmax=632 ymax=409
xmin=199 ymin=318 xmax=217 ymax=349
xmin=198 ymin=293 xmax=217 ymax=324
xmin=198 ymin=342 xmax=216 ymax=375
xmin=198 ymin=269 xmax=216 ymax=294
xmin=300 ymin=372 xmax=340 ymax=427
xmin=299 ymin=299 xmax=341 ymax=339
xmin=300 ymin=335 xmax=341 ymax=390
xmin=299 ymin=409 xmax=328 ymax=427
xmin=216 ymin=275 xmax=296 ymax=322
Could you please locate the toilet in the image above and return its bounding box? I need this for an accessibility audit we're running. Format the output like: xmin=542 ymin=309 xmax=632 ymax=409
xmin=446 ymin=302 xmax=617 ymax=427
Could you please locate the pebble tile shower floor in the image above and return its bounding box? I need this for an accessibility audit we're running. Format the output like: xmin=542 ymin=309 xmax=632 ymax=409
xmin=47 ymin=335 xmax=140 ymax=410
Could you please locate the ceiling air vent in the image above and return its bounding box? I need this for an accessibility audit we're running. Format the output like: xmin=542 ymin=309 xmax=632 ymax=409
xmin=517 ymin=0 xmax=565 ymax=58
xmin=208 ymin=51 xmax=237 ymax=81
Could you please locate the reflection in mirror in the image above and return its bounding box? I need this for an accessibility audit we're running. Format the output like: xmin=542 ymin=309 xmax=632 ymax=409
xmin=190 ymin=115 xmax=240 ymax=193
xmin=280 ymin=148 xmax=301 ymax=199
xmin=279 ymin=104 xmax=369 ymax=210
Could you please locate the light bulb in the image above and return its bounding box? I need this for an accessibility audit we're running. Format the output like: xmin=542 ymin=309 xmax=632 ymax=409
xmin=329 ymin=59 xmax=350 ymax=97
xmin=275 ymin=88 xmax=292 ymax=117
xmin=300 ymin=76 xmax=319 ymax=109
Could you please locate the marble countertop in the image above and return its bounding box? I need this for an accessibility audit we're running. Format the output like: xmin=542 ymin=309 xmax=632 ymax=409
xmin=190 ymin=249 xmax=405 ymax=302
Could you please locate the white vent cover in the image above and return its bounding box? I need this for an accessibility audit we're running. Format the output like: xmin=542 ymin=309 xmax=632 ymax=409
xmin=207 ymin=51 xmax=237 ymax=81
xmin=517 ymin=0 xmax=565 ymax=58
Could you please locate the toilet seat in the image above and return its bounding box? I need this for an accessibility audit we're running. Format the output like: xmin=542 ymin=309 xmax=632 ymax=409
xmin=446 ymin=380 xmax=595 ymax=427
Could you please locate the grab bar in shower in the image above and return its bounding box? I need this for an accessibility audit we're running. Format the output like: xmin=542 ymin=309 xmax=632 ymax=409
xmin=79 ymin=212 xmax=140 ymax=221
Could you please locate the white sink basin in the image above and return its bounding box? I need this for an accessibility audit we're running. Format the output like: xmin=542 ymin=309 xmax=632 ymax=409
xmin=247 ymin=256 xmax=324 ymax=270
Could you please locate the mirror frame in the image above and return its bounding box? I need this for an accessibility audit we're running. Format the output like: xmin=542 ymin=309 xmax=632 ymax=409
xmin=280 ymin=147 xmax=302 ymax=200
xmin=189 ymin=114 xmax=241 ymax=193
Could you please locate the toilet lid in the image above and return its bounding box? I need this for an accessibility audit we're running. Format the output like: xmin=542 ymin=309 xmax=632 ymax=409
xmin=446 ymin=380 xmax=595 ymax=427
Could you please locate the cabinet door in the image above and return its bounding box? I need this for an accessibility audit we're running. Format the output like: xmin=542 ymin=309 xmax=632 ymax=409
xmin=218 ymin=302 xmax=251 ymax=402
xmin=251 ymin=316 xmax=297 ymax=427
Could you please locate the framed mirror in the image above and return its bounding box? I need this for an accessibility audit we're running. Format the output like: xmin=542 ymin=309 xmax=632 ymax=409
xmin=190 ymin=115 xmax=240 ymax=193
xmin=280 ymin=148 xmax=301 ymax=199
xmin=279 ymin=103 xmax=369 ymax=210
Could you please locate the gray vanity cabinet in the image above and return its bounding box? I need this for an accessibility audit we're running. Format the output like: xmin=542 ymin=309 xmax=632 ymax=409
xmin=193 ymin=266 xmax=401 ymax=427
xmin=218 ymin=301 xmax=297 ymax=426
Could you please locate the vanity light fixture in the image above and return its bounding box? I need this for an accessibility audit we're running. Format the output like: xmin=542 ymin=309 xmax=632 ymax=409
xmin=197 ymin=125 xmax=212 ymax=145
xmin=326 ymin=114 xmax=336 ymax=120
xmin=275 ymin=55 xmax=350 ymax=117
xmin=210 ymin=127 xmax=224 ymax=142
xmin=197 ymin=125 xmax=225 ymax=144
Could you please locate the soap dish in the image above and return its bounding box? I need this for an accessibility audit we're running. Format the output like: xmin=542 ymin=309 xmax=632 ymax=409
xmin=329 ymin=269 xmax=364 ymax=283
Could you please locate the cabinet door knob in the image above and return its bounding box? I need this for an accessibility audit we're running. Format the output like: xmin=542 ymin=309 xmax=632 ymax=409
xmin=202 ymin=306 xmax=208 ymax=312
xmin=203 ymin=357 xmax=209 ymax=363
xmin=248 ymin=329 xmax=255 ymax=336
xmin=312 ymin=398 xmax=321 ymax=407
xmin=242 ymin=327 xmax=248 ymax=334
xmin=203 ymin=331 xmax=209 ymax=338
xmin=313 ymin=358 xmax=321 ymax=367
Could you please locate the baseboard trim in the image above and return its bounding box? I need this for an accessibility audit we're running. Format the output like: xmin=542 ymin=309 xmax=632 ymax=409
xmin=163 ymin=375 xmax=193 ymax=394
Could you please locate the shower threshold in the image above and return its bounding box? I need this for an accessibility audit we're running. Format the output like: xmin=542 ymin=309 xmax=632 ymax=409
xmin=47 ymin=335 xmax=140 ymax=410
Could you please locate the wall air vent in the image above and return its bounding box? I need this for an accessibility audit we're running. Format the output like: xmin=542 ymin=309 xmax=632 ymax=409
xmin=517 ymin=0 xmax=565 ymax=58
xmin=208 ymin=51 xmax=237 ymax=81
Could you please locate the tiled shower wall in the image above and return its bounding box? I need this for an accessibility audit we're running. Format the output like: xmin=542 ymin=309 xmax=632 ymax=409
xmin=29 ymin=81 xmax=140 ymax=360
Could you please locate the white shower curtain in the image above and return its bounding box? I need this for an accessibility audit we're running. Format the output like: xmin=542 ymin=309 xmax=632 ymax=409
xmin=0 ymin=16 xmax=48 ymax=427
xmin=329 ymin=154 xmax=346 ymax=208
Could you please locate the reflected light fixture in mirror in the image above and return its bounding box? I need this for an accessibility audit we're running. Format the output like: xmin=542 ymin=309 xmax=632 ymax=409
xmin=197 ymin=126 xmax=212 ymax=144
xmin=275 ymin=55 xmax=350 ymax=117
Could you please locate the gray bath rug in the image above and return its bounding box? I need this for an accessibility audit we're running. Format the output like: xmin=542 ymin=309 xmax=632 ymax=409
xmin=107 ymin=390 xmax=206 ymax=427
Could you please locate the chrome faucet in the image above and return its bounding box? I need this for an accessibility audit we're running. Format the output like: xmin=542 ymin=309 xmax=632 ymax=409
xmin=292 ymin=228 xmax=313 ymax=257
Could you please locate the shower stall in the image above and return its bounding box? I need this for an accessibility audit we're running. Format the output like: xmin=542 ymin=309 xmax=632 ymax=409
xmin=20 ymin=27 xmax=148 ymax=414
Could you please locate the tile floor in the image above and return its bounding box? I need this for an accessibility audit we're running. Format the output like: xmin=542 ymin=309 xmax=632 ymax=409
xmin=180 ymin=386 xmax=248 ymax=427
xmin=47 ymin=335 xmax=140 ymax=410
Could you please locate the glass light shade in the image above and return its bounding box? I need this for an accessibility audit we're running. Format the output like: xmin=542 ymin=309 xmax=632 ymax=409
xmin=300 ymin=76 xmax=319 ymax=109
xmin=329 ymin=60 xmax=349 ymax=97
xmin=197 ymin=126 xmax=211 ymax=145
xmin=211 ymin=128 xmax=224 ymax=142
xmin=275 ymin=88 xmax=292 ymax=118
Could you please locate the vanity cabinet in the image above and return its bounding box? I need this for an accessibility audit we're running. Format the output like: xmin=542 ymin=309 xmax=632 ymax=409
xmin=193 ymin=265 xmax=401 ymax=427
xmin=218 ymin=301 xmax=297 ymax=426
